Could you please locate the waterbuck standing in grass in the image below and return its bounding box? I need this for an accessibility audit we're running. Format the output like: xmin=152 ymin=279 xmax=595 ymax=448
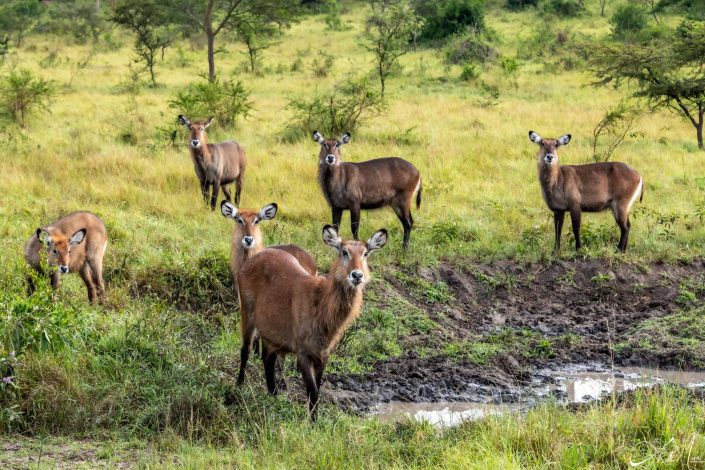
xmin=313 ymin=131 xmax=421 ymax=248
xmin=529 ymin=131 xmax=644 ymax=253
xmin=24 ymin=211 xmax=108 ymax=304
xmin=178 ymin=115 xmax=246 ymax=211
xmin=237 ymin=225 xmax=387 ymax=420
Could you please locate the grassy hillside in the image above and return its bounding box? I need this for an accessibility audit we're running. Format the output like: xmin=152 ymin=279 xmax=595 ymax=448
xmin=1 ymin=1 xmax=705 ymax=467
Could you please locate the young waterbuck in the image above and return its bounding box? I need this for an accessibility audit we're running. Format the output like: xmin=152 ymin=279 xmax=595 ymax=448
xmin=178 ymin=115 xmax=246 ymax=211
xmin=313 ymin=131 xmax=421 ymax=248
xmin=529 ymin=131 xmax=643 ymax=253
xmin=220 ymin=200 xmax=317 ymax=290
xmin=237 ymin=225 xmax=388 ymax=419
xmin=24 ymin=211 xmax=108 ymax=304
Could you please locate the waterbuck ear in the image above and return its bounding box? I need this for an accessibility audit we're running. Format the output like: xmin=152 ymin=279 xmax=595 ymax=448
xmin=339 ymin=133 xmax=351 ymax=145
xmin=178 ymin=115 xmax=191 ymax=128
xmin=528 ymin=131 xmax=542 ymax=144
xmin=366 ymin=229 xmax=388 ymax=253
xmin=221 ymin=201 xmax=239 ymax=219
xmin=37 ymin=228 xmax=51 ymax=245
xmin=258 ymin=203 xmax=278 ymax=221
xmin=322 ymin=225 xmax=341 ymax=249
xmin=312 ymin=131 xmax=325 ymax=145
xmin=204 ymin=116 xmax=214 ymax=129
xmin=69 ymin=229 xmax=86 ymax=246
xmin=557 ymin=134 xmax=571 ymax=146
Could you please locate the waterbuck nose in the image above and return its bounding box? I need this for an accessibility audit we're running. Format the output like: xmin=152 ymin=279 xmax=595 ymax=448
xmin=191 ymin=139 xmax=200 ymax=147
xmin=59 ymin=265 xmax=69 ymax=274
xmin=243 ymin=236 xmax=255 ymax=247
xmin=545 ymin=154 xmax=555 ymax=163
xmin=350 ymin=270 xmax=364 ymax=285
xmin=326 ymin=154 xmax=335 ymax=164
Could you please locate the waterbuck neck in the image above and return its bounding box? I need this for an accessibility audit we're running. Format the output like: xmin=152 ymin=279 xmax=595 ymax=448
xmin=191 ymin=143 xmax=213 ymax=166
xmin=538 ymin=159 xmax=560 ymax=189
xmin=314 ymin=272 xmax=364 ymax=347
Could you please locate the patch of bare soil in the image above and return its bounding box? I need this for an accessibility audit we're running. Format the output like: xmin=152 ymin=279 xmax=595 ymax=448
xmin=326 ymin=259 xmax=705 ymax=411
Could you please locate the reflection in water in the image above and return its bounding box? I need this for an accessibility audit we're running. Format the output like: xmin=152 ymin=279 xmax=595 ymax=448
xmin=374 ymin=367 xmax=705 ymax=427
xmin=375 ymin=402 xmax=514 ymax=427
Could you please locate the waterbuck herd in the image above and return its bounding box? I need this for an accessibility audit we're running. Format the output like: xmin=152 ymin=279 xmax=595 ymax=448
xmin=22 ymin=119 xmax=644 ymax=419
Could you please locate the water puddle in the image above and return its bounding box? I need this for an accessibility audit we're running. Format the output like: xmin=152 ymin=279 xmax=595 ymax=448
xmin=373 ymin=366 xmax=705 ymax=426
xmin=374 ymin=402 xmax=515 ymax=427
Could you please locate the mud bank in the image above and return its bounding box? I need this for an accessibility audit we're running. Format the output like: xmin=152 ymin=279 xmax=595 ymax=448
xmin=326 ymin=259 xmax=705 ymax=411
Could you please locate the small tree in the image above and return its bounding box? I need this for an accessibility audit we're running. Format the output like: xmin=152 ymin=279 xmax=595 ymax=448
xmin=233 ymin=19 xmax=278 ymax=74
xmin=113 ymin=0 xmax=173 ymax=87
xmin=592 ymin=101 xmax=640 ymax=161
xmin=587 ymin=20 xmax=705 ymax=150
xmin=364 ymin=0 xmax=423 ymax=98
xmin=0 ymin=37 xmax=9 ymax=65
xmin=168 ymin=0 xmax=299 ymax=82
xmin=0 ymin=0 xmax=46 ymax=47
xmin=611 ymin=3 xmax=648 ymax=39
xmin=0 ymin=69 xmax=57 ymax=128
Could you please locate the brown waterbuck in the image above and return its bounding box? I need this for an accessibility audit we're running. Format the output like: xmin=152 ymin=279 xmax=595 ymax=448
xmin=220 ymin=200 xmax=317 ymax=290
xmin=178 ymin=115 xmax=246 ymax=211
xmin=529 ymin=131 xmax=644 ymax=253
xmin=313 ymin=131 xmax=421 ymax=248
xmin=24 ymin=211 xmax=108 ymax=304
xmin=237 ymin=225 xmax=388 ymax=419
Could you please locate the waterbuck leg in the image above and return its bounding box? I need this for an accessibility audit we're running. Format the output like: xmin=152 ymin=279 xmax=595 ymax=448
xmin=50 ymin=272 xmax=60 ymax=290
xmin=222 ymin=184 xmax=233 ymax=203
xmin=90 ymin=260 xmax=106 ymax=304
xmin=237 ymin=323 xmax=255 ymax=386
xmin=26 ymin=275 xmax=36 ymax=297
xmin=315 ymin=358 xmax=327 ymax=390
xmin=615 ymin=210 xmax=631 ymax=253
xmin=210 ymin=181 xmax=221 ymax=211
xmin=402 ymin=207 xmax=414 ymax=249
xmin=569 ymin=207 xmax=582 ymax=251
xmin=350 ymin=205 xmax=361 ymax=240
xmin=201 ymin=180 xmax=210 ymax=204
xmin=235 ymin=176 xmax=243 ymax=205
xmin=553 ymin=211 xmax=565 ymax=255
xmin=331 ymin=207 xmax=343 ymax=231
xmin=298 ymin=355 xmax=320 ymax=421
xmin=79 ymin=265 xmax=97 ymax=304
xmin=263 ymin=344 xmax=278 ymax=396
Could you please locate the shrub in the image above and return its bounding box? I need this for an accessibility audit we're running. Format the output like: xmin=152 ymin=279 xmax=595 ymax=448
xmin=284 ymin=75 xmax=385 ymax=140
xmin=611 ymin=4 xmax=648 ymax=39
xmin=311 ymin=51 xmax=335 ymax=78
xmin=506 ymin=0 xmax=538 ymax=10
xmin=0 ymin=69 xmax=57 ymax=128
xmin=169 ymin=78 xmax=252 ymax=128
xmin=544 ymin=0 xmax=583 ymax=17
xmin=413 ymin=0 xmax=486 ymax=42
xmin=460 ymin=63 xmax=479 ymax=81
xmin=444 ymin=31 xmax=497 ymax=64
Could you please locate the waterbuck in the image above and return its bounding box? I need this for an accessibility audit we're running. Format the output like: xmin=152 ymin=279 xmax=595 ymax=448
xmin=24 ymin=211 xmax=108 ymax=304
xmin=178 ymin=115 xmax=246 ymax=211
xmin=220 ymin=200 xmax=317 ymax=290
xmin=529 ymin=131 xmax=644 ymax=253
xmin=313 ymin=131 xmax=421 ymax=248
xmin=237 ymin=225 xmax=388 ymax=419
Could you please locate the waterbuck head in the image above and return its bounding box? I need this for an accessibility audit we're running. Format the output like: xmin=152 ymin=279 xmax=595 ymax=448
xmin=178 ymin=115 xmax=214 ymax=150
xmin=529 ymin=131 xmax=571 ymax=166
xmin=322 ymin=225 xmax=387 ymax=289
xmin=36 ymin=227 xmax=86 ymax=274
xmin=313 ymin=131 xmax=350 ymax=166
xmin=221 ymin=201 xmax=278 ymax=250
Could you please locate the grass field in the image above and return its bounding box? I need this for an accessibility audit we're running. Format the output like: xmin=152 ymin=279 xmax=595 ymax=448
xmin=1 ymin=1 xmax=705 ymax=468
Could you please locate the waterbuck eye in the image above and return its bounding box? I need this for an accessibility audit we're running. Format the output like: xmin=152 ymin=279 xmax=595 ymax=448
xmin=363 ymin=251 xmax=370 ymax=257
xmin=254 ymin=218 xmax=261 ymax=225
xmin=52 ymin=249 xmax=58 ymax=255
xmin=237 ymin=218 xmax=244 ymax=225
xmin=342 ymin=250 xmax=350 ymax=259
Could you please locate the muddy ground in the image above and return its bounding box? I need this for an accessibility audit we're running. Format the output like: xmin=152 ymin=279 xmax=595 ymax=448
xmin=324 ymin=259 xmax=705 ymax=411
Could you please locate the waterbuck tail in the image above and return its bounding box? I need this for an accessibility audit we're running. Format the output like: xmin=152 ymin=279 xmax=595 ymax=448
xmin=416 ymin=179 xmax=422 ymax=210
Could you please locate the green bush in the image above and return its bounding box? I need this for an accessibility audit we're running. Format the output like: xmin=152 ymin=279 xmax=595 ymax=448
xmin=506 ymin=0 xmax=538 ymax=10
xmin=444 ymin=31 xmax=497 ymax=64
xmin=544 ymin=0 xmax=583 ymax=17
xmin=611 ymin=4 xmax=648 ymax=39
xmin=0 ymin=69 xmax=56 ymax=128
xmin=284 ymin=75 xmax=385 ymax=140
xmin=413 ymin=0 xmax=486 ymax=42
xmin=169 ymin=78 xmax=252 ymax=128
